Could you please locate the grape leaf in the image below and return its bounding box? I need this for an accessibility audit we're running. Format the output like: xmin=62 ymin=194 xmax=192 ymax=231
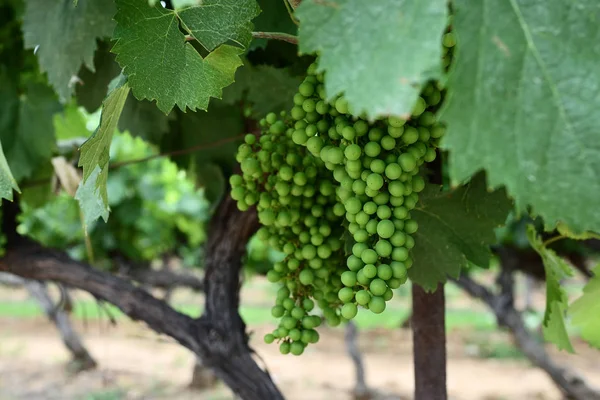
xmin=409 ymin=173 xmax=512 ymax=290
xmin=570 ymin=264 xmax=600 ymax=349
xmin=77 ymin=75 xmax=130 ymax=227
xmin=178 ymin=0 xmax=260 ymax=51
xmin=22 ymin=0 xmax=116 ymax=102
xmin=0 ymin=73 xmax=62 ymax=182
xmin=296 ymin=0 xmax=447 ymax=120
xmin=0 ymin=140 xmax=20 ymax=201
xmin=112 ymin=0 xmax=247 ymax=114
xmin=440 ymin=0 xmax=600 ymax=234
xmin=527 ymin=226 xmax=575 ymax=352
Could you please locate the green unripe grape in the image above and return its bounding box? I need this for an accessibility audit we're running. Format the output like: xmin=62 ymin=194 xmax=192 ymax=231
xmin=377 ymin=264 xmax=393 ymax=280
xmin=291 ymin=307 xmax=305 ymax=320
xmin=267 ymin=270 xmax=281 ymax=282
xmin=317 ymin=244 xmax=332 ymax=259
xmin=276 ymin=327 xmax=289 ymax=338
xmin=299 ymin=81 xmax=315 ymax=97
xmin=390 ymin=231 xmax=407 ymax=247
xmin=265 ymin=112 xmax=278 ymax=124
xmin=361 ymin=249 xmax=378 ymax=264
xmin=385 ymin=163 xmax=402 ymax=180
xmin=306 ymin=136 xmax=324 ymax=155
xmin=348 ymin=222 xmax=359 ymax=234
xmin=398 ymin=153 xmax=417 ymax=172
xmin=241 ymin=158 xmax=260 ymax=175
xmin=347 ymin=255 xmax=364 ymax=271
xmin=356 ymin=269 xmax=370 ymax=285
xmin=341 ymin=271 xmax=357 ymax=287
xmin=365 ymin=219 xmax=378 ymax=234
xmin=299 ymin=269 xmax=314 ymax=285
xmin=431 ymin=125 xmax=445 ymax=138
xmin=366 ymin=173 xmax=384 ymax=191
xmin=424 ymin=147 xmax=437 ymax=162
xmin=352 ymin=242 xmax=368 ymax=258
xmin=345 ymin=144 xmax=362 ymax=160
xmin=264 ymin=333 xmax=275 ymax=344
xmin=302 ymin=98 xmax=316 ymax=113
xmin=402 ymin=127 xmax=419 ymax=145
xmin=283 ymin=298 xmax=295 ymax=310
xmin=354 ymin=120 xmax=369 ymax=136
xmin=316 ymin=100 xmax=330 ymax=114
xmin=368 ymin=296 xmax=386 ymax=314
xmin=393 ymin=206 xmax=409 ymax=220
xmin=362 ymin=264 xmax=377 ymax=279
xmin=355 ymin=290 xmax=370 ymax=306
xmin=342 ymin=126 xmax=356 ymax=140
xmin=392 ymin=247 xmax=409 ymax=262
xmin=391 ymin=261 xmax=408 ymax=279
xmin=380 ymin=136 xmax=396 ymax=150
xmin=383 ymin=288 xmax=394 ymax=301
xmin=302 ymin=298 xmax=314 ymax=311
xmin=301 ymin=316 xmax=316 ymax=329
xmin=412 ymin=97 xmax=427 ymax=117
xmin=335 ymin=97 xmax=349 ymax=114
xmin=387 ymin=278 xmax=402 ymax=289
xmin=352 ymin=179 xmax=367 ymax=195
xmin=272 ymin=305 xmax=285 ymax=318
xmin=388 ymin=116 xmax=406 ymax=128
xmin=377 ymin=220 xmax=395 ymax=239
xmin=341 ymin=303 xmax=358 ymax=319
xmin=229 ymin=174 xmax=243 ymax=186
xmin=364 ymin=142 xmax=381 ymax=157
xmin=293 ymin=93 xmax=305 ymax=106
xmin=375 ymin=240 xmax=393 ymax=257
xmin=369 ymin=159 xmax=385 ymax=174
xmin=289 ymin=329 xmax=302 ymax=341
xmin=388 ymin=181 xmax=405 ymax=197
xmin=368 ymin=128 xmax=384 ymax=141
xmin=338 ymin=287 xmax=354 ymax=303
xmin=290 ymin=341 xmax=305 ymax=356
xmin=355 ymin=211 xmax=370 ymax=227
xmin=291 ymin=106 xmax=306 ymax=120
xmin=292 ymin=129 xmax=308 ymax=145
xmin=258 ymin=209 xmax=276 ymax=225
xmin=388 ymin=126 xmax=404 ymax=138
xmin=412 ymin=176 xmax=426 ymax=193
xmin=333 ymin=202 xmax=346 ymax=216
xmin=377 ymin=205 xmax=392 ymax=219
xmin=281 ymin=316 xmax=297 ymax=330
xmin=270 ymin=121 xmax=286 ymax=135
xmin=404 ymin=219 xmax=418 ymax=234
xmin=280 ymin=341 xmax=291 ymax=355
xmin=363 ymin=201 xmax=377 ymax=215
xmin=346 ymin=159 xmax=362 ymax=172
xmin=277 ymin=286 xmax=291 ymax=301
xmin=345 ymin=197 xmax=362 ymax=214
xmin=328 ymin=147 xmax=344 ymax=164
xmin=369 ymin=279 xmax=388 ymax=296
xmin=354 ymin=229 xmax=369 ymax=243
xmin=405 ymin=235 xmax=415 ymax=250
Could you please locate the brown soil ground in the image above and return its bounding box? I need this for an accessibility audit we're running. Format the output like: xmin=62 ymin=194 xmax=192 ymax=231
xmin=0 ymin=277 xmax=599 ymax=400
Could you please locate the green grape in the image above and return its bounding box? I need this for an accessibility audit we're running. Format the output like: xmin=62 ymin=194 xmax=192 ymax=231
xmin=341 ymin=271 xmax=357 ymax=287
xmin=264 ymin=333 xmax=275 ymax=344
xmin=405 ymin=219 xmax=418 ymax=234
xmin=355 ymin=290 xmax=371 ymax=306
xmin=369 ymin=279 xmax=388 ymax=296
xmin=280 ymin=342 xmax=291 ymax=355
xmin=377 ymin=220 xmax=395 ymax=239
xmin=338 ymin=287 xmax=354 ymax=303
xmin=364 ymin=142 xmax=381 ymax=157
xmin=362 ymin=264 xmax=377 ymax=279
xmin=361 ymin=249 xmax=378 ymax=264
xmin=290 ymin=341 xmax=305 ymax=356
xmin=368 ymin=296 xmax=386 ymax=314
xmin=341 ymin=303 xmax=358 ymax=319
xmin=377 ymin=264 xmax=393 ymax=280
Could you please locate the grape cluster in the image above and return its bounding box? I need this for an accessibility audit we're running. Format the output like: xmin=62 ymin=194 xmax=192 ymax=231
xmin=231 ymin=113 xmax=349 ymax=356
xmin=232 ymin=37 xmax=450 ymax=353
xmin=287 ymin=62 xmax=445 ymax=319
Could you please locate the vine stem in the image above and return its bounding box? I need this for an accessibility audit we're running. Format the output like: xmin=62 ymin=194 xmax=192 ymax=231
xmin=185 ymin=32 xmax=298 ymax=45
xmin=543 ymin=234 xmax=567 ymax=247
xmin=283 ymin=0 xmax=300 ymax=25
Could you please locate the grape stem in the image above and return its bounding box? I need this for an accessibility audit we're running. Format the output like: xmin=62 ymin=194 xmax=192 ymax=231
xmin=283 ymin=0 xmax=300 ymax=25
xmin=184 ymin=32 xmax=299 ymax=45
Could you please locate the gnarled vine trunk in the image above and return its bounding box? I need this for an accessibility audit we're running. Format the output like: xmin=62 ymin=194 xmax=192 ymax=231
xmin=0 ymin=196 xmax=283 ymax=400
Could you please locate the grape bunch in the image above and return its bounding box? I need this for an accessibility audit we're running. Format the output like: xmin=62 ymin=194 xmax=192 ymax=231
xmin=231 ymin=113 xmax=350 ymax=356
xmin=286 ymin=62 xmax=446 ymax=319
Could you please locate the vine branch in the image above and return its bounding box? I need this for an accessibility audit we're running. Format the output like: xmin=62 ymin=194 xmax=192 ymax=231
xmin=184 ymin=32 xmax=298 ymax=45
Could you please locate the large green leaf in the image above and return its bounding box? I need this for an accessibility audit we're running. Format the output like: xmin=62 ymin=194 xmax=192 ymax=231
xmin=112 ymin=0 xmax=250 ymax=114
xmin=570 ymin=264 xmax=600 ymax=349
xmin=409 ymin=173 xmax=512 ymax=290
xmin=22 ymin=0 xmax=116 ymax=102
xmin=76 ymin=75 xmax=130 ymax=227
xmin=441 ymin=0 xmax=600 ymax=234
xmin=0 ymin=140 xmax=20 ymax=201
xmin=528 ymin=226 xmax=575 ymax=352
xmin=0 ymin=73 xmax=62 ymax=182
xmin=296 ymin=0 xmax=447 ymax=120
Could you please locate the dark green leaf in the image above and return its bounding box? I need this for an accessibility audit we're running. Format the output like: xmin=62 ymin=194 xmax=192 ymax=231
xmin=296 ymin=0 xmax=447 ymax=120
xmin=22 ymin=0 xmax=116 ymax=101
xmin=0 ymin=140 xmax=20 ymax=201
xmin=408 ymin=173 xmax=512 ymax=290
xmin=441 ymin=0 xmax=600 ymax=234
xmin=527 ymin=226 xmax=575 ymax=352
xmin=112 ymin=0 xmax=246 ymax=114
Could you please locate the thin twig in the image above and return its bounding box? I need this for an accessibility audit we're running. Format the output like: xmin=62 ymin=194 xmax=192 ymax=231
xmin=283 ymin=0 xmax=300 ymax=26
xmin=252 ymin=32 xmax=298 ymax=44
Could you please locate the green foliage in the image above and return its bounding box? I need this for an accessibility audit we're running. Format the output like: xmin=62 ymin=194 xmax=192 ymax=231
xmin=570 ymin=265 xmax=600 ymax=349
xmin=22 ymin=0 xmax=116 ymax=101
xmin=528 ymin=226 xmax=575 ymax=352
xmin=441 ymin=0 xmax=600 ymax=234
xmin=296 ymin=0 xmax=448 ymax=120
xmin=0 ymin=141 xmax=20 ymax=201
xmin=409 ymin=174 xmax=512 ymax=290
xmin=112 ymin=0 xmax=250 ymax=114
xmin=76 ymin=75 xmax=130 ymax=228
